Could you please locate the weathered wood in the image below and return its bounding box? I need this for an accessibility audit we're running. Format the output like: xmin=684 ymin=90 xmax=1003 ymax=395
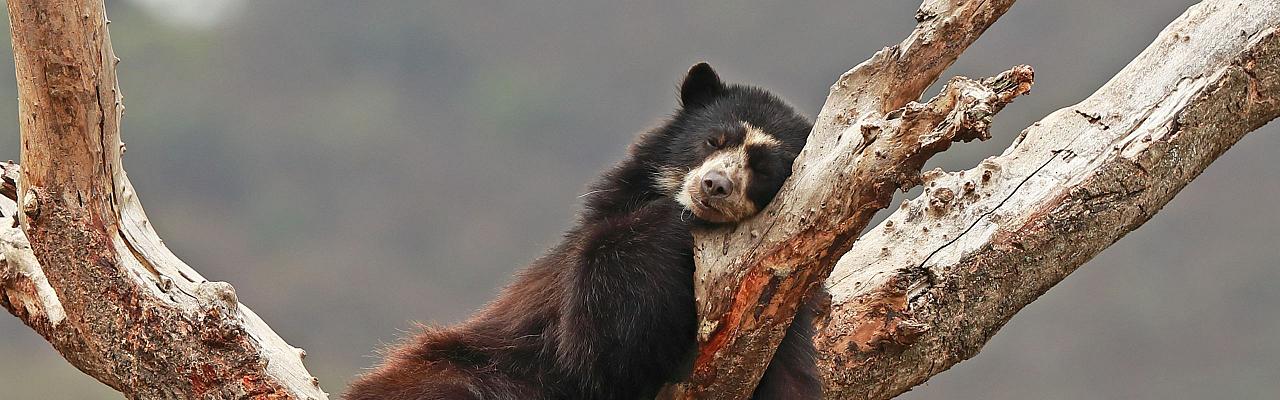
xmin=818 ymin=1 xmax=1280 ymax=398
xmin=1 ymin=0 xmax=328 ymax=398
xmin=672 ymin=0 xmax=1021 ymax=398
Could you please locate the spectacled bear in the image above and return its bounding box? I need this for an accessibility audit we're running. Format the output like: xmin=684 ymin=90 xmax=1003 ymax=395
xmin=346 ymin=63 xmax=820 ymax=400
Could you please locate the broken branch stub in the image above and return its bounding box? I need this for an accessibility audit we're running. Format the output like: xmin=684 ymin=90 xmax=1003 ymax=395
xmin=875 ymin=66 xmax=1036 ymax=189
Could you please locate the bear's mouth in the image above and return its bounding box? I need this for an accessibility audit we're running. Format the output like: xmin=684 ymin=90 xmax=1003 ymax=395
xmin=689 ymin=195 xmax=733 ymax=223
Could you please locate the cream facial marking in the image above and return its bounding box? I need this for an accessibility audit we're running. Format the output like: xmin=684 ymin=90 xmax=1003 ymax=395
xmin=675 ymin=121 xmax=778 ymax=222
xmin=743 ymin=121 xmax=782 ymax=148
xmin=653 ymin=166 xmax=688 ymax=194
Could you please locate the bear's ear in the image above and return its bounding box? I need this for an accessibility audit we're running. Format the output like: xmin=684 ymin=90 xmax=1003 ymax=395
xmin=680 ymin=62 xmax=725 ymax=109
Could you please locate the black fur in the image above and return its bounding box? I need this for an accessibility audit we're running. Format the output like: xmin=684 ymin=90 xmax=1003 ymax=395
xmin=346 ymin=63 xmax=818 ymax=400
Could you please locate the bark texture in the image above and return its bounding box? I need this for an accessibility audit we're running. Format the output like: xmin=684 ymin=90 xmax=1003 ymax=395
xmin=672 ymin=0 xmax=1022 ymax=398
xmin=815 ymin=1 xmax=1280 ymax=398
xmin=0 ymin=0 xmax=328 ymax=398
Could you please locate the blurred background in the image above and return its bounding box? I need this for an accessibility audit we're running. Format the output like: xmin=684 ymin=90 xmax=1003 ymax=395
xmin=0 ymin=0 xmax=1276 ymax=398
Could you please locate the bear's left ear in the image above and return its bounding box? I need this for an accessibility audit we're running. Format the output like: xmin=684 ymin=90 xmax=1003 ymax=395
xmin=680 ymin=62 xmax=725 ymax=109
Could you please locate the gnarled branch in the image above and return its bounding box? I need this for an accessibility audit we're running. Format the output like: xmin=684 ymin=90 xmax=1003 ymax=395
xmin=819 ymin=1 xmax=1280 ymax=398
xmin=0 ymin=0 xmax=328 ymax=398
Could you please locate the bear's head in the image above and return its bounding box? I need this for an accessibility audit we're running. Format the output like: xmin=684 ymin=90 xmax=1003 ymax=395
xmin=652 ymin=63 xmax=812 ymax=224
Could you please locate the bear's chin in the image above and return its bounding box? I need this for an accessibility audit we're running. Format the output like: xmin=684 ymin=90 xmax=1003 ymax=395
xmin=687 ymin=199 xmax=737 ymax=224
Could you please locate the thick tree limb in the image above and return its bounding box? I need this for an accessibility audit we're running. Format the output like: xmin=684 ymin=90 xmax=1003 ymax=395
xmin=1 ymin=0 xmax=328 ymax=398
xmin=818 ymin=1 xmax=1280 ymax=398
xmin=672 ymin=0 xmax=1021 ymax=398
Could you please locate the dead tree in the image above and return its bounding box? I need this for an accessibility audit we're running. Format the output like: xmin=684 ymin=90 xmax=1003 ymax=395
xmin=0 ymin=0 xmax=1275 ymax=399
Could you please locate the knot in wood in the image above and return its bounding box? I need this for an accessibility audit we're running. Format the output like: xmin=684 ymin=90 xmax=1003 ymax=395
xmin=196 ymin=281 xmax=239 ymax=315
xmin=927 ymin=187 xmax=955 ymax=216
xmin=196 ymin=281 xmax=245 ymax=345
xmin=156 ymin=274 xmax=174 ymax=291
xmin=860 ymin=123 xmax=882 ymax=143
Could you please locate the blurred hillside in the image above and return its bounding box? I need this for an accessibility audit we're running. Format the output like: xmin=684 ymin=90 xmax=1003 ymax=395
xmin=0 ymin=0 xmax=1276 ymax=398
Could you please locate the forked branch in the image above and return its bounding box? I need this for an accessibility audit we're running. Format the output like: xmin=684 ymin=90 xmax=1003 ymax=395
xmin=0 ymin=0 xmax=327 ymax=398
xmin=819 ymin=2 xmax=1280 ymax=398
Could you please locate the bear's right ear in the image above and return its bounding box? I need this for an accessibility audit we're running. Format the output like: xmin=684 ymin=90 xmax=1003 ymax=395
xmin=680 ymin=62 xmax=725 ymax=109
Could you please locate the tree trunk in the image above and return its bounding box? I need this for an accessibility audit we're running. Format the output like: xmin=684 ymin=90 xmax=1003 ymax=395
xmin=0 ymin=0 xmax=328 ymax=398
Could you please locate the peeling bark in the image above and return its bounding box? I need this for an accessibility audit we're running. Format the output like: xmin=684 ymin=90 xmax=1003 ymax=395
xmin=817 ymin=1 xmax=1280 ymax=399
xmin=1 ymin=0 xmax=328 ymax=398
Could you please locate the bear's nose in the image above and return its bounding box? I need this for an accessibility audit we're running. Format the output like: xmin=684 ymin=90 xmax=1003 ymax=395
xmin=701 ymin=170 xmax=733 ymax=198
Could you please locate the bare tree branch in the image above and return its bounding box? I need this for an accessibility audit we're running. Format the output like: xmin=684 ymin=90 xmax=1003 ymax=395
xmin=0 ymin=0 xmax=328 ymax=398
xmin=817 ymin=1 xmax=1280 ymax=398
